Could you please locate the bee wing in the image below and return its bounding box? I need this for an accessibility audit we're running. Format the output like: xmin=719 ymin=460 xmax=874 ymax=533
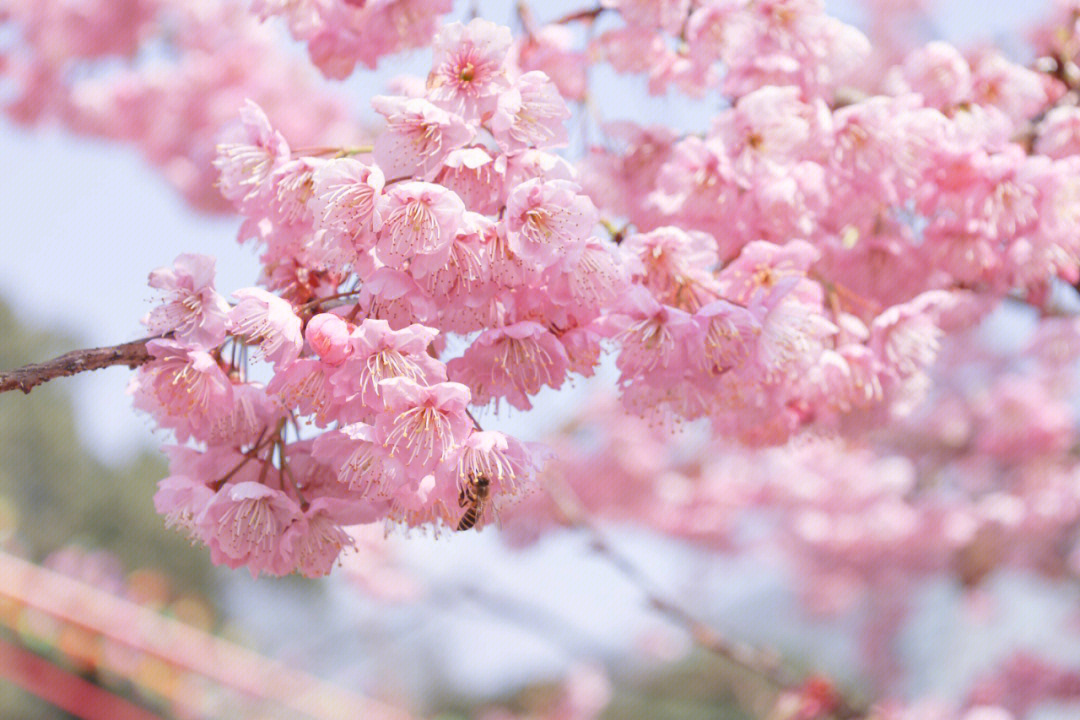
xmin=487 ymin=498 xmax=503 ymax=532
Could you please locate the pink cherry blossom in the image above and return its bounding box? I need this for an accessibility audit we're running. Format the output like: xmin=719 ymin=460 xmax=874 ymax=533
xmin=153 ymin=473 xmax=215 ymax=537
xmin=356 ymin=268 xmax=437 ymax=329
xmin=447 ymin=322 xmax=571 ymax=410
xmin=311 ymin=158 xmax=385 ymax=250
xmin=253 ymin=0 xmax=453 ymax=78
xmin=198 ymin=481 xmax=302 ymax=577
xmin=747 ymin=278 xmax=836 ymax=383
xmin=500 ymin=148 xmax=577 ymax=190
xmin=143 ymin=253 xmax=230 ymax=349
xmin=228 ymin=287 xmax=304 ymax=366
xmin=374 ymin=378 xmax=472 ymax=472
xmin=426 ymin=18 xmax=511 ymax=121
xmin=560 ymin=324 xmax=605 ymax=377
xmin=505 ymin=179 xmax=598 ymax=269
xmin=622 ymin=227 xmax=720 ymax=310
xmin=718 ymin=240 xmax=821 ymax=306
xmin=602 ymin=0 xmax=691 ymax=36
xmin=887 ymin=41 xmax=974 ymax=109
xmin=490 ymin=71 xmax=571 ymax=152
xmin=967 ymin=48 xmax=1049 ymax=124
xmin=1035 ymin=106 xmax=1080 ymax=159
xmin=268 ymin=156 xmax=324 ymax=227
xmin=606 ymin=286 xmax=696 ymax=378
xmin=810 ymin=344 xmax=884 ymax=413
xmin=693 ymin=300 xmax=760 ymax=374
xmin=516 ymin=25 xmax=587 ymax=102
xmin=267 ymin=358 xmax=337 ymax=424
xmin=312 ymin=423 xmax=406 ymax=496
xmin=214 ymin=99 xmax=291 ymax=214
xmin=279 ymin=499 xmax=355 ymax=578
xmin=330 ymin=319 xmax=446 ymax=414
xmin=581 ymin=122 xmax=678 ymax=229
xmin=413 ymin=216 xmax=491 ymax=312
xmin=373 ymin=181 xmax=466 ymax=269
xmin=869 ymin=291 xmax=952 ymax=381
xmin=433 ymin=147 xmax=502 ymax=215
xmin=715 ymin=0 xmax=871 ymax=99
xmin=206 ymin=383 xmax=283 ymax=446
xmin=305 ymin=312 xmax=352 ymax=365
xmin=456 ymin=430 xmax=537 ymax=499
xmin=129 ymin=339 xmax=234 ymax=443
xmin=372 ymin=96 xmax=474 ymax=180
xmin=545 ymin=237 xmax=635 ymax=323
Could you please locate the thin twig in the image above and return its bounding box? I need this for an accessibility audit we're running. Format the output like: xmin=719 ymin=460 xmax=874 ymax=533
xmin=543 ymin=475 xmax=866 ymax=720
xmin=515 ymin=0 xmax=537 ymax=37
xmin=0 ymin=337 xmax=157 ymax=395
xmin=298 ymin=289 xmax=362 ymax=312
xmin=291 ymin=145 xmax=373 ymax=158
xmin=465 ymin=408 xmax=484 ymax=432
xmin=444 ymin=582 xmax=607 ymax=658
xmin=550 ymin=5 xmax=604 ymax=26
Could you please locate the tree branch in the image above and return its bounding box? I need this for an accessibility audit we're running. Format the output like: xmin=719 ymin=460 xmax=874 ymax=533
xmin=543 ymin=475 xmax=866 ymax=720
xmin=0 ymin=338 xmax=155 ymax=395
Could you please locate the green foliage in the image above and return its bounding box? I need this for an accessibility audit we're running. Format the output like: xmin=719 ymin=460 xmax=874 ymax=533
xmin=432 ymin=650 xmax=758 ymax=720
xmin=601 ymin=653 xmax=758 ymax=720
xmin=0 ymin=299 xmax=216 ymax=597
xmin=0 ymin=682 xmax=76 ymax=720
xmin=0 ymin=299 xmax=225 ymax=717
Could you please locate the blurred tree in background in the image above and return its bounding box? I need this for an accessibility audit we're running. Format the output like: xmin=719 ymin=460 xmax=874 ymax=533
xmin=0 ymin=298 xmax=217 ymax=592
xmin=0 ymin=298 xmax=221 ymax=719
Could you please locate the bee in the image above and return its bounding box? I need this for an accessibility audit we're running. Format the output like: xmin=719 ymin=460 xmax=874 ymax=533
xmin=456 ymin=474 xmax=491 ymax=531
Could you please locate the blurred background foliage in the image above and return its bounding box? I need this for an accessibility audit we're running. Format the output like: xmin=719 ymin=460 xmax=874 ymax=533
xmin=0 ymin=298 xmax=216 ymax=595
xmin=0 ymin=297 xmax=221 ymax=718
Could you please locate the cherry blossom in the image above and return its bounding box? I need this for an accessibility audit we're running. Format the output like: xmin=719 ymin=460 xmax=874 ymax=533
xmin=142 ymin=254 xmax=230 ymax=349
xmin=371 ymin=96 xmax=474 ymax=179
xmin=427 ymin=18 xmax=512 ymax=121
xmin=505 ymin=179 xmax=598 ymax=268
xmin=227 ymin=287 xmax=304 ymax=367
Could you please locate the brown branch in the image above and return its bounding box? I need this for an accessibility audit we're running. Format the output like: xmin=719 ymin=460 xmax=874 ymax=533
xmin=0 ymin=337 xmax=156 ymax=395
xmin=543 ymin=475 xmax=866 ymax=720
xmin=515 ymin=1 xmax=538 ymax=37
xmin=549 ymin=5 xmax=604 ymax=27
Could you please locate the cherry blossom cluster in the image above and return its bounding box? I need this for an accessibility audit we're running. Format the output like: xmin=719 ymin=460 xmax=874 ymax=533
xmin=63 ymin=0 xmax=1080 ymax=580
xmin=590 ymin=0 xmax=872 ymax=99
xmin=509 ymin=309 xmax=1080 ymax=715
xmin=577 ymin=42 xmax=1080 ymax=441
xmin=133 ymin=17 xmax=622 ymax=577
xmin=584 ymin=41 xmax=1068 ymax=306
xmin=209 ymin=18 xmax=623 ymax=413
xmin=1 ymin=0 xmax=357 ymax=211
xmin=133 ymin=253 xmax=539 ymax=577
xmin=251 ymin=0 xmax=454 ymax=79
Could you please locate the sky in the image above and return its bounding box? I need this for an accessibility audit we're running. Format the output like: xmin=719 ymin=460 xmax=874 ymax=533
xmin=0 ymin=0 xmax=1070 ymax=710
